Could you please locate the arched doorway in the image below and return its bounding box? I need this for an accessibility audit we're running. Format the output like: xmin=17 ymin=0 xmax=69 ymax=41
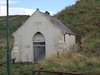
xmin=33 ymin=32 xmax=45 ymax=63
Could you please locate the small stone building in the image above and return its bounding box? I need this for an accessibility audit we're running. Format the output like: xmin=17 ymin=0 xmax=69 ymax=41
xmin=11 ymin=9 xmax=76 ymax=63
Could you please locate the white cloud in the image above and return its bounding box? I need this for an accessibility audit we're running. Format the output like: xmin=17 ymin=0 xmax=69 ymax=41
xmin=0 ymin=6 xmax=6 ymax=16
xmin=0 ymin=6 xmax=57 ymax=16
xmin=0 ymin=0 xmax=18 ymax=5
xmin=9 ymin=8 xmax=35 ymax=15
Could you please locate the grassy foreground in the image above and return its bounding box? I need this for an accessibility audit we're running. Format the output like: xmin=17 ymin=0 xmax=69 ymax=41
xmin=0 ymin=51 xmax=100 ymax=75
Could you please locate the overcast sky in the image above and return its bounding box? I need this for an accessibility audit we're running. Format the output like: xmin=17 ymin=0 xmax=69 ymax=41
xmin=0 ymin=0 xmax=77 ymax=16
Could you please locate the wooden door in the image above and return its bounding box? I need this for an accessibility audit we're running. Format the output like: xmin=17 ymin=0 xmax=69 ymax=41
xmin=33 ymin=32 xmax=45 ymax=64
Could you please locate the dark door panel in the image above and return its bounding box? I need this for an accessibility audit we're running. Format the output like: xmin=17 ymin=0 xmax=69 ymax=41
xmin=34 ymin=42 xmax=45 ymax=64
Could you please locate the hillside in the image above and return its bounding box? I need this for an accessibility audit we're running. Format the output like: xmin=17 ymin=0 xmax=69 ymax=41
xmin=55 ymin=0 xmax=100 ymax=40
xmin=0 ymin=15 xmax=29 ymax=38
xmin=54 ymin=0 xmax=100 ymax=56
xmin=0 ymin=0 xmax=100 ymax=74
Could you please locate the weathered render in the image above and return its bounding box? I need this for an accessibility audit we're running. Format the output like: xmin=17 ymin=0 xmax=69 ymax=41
xmin=11 ymin=9 xmax=76 ymax=63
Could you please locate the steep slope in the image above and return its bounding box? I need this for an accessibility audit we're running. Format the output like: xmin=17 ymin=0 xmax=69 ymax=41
xmin=54 ymin=0 xmax=100 ymax=56
xmin=54 ymin=0 xmax=100 ymax=39
xmin=0 ymin=15 xmax=29 ymax=38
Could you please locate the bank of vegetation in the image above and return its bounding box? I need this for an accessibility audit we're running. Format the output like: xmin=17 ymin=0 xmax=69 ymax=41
xmin=0 ymin=0 xmax=100 ymax=74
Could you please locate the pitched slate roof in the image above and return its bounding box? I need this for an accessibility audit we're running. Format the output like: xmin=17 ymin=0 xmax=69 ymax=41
xmin=48 ymin=16 xmax=75 ymax=35
xmin=39 ymin=10 xmax=75 ymax=35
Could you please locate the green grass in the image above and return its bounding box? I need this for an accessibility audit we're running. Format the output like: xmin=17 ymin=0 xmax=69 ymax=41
xmin=0 ymin=15 xmax=29 ymax=38
xmin=0 ymin=0 xmax=100 ymax=74
xmin=0 ymin=51 xmax=100 ymax=75
xmin=38 ymin=52 xmax=100 ymax=73
xmin=0 ymin=50 xmax=6 ymax=59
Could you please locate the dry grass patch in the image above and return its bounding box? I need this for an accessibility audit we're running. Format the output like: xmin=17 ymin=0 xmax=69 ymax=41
xmin=39 ymin=51 xmax=71 ymax=65
xmin=39 ymin=51 xmax=85 ymax=65
xmin=71 ymin=53 xmax=84 ymax=63
xmin=86 ymin=57 xmax=100 ymax=66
